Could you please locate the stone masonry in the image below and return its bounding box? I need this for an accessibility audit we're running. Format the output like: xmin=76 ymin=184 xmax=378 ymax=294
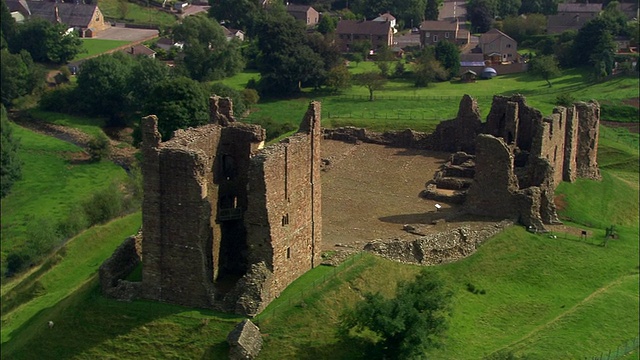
xmin=324 ymin=94 xmax=601 ymax=231
xmin=101 ymin=98 xmax=322 ymax=316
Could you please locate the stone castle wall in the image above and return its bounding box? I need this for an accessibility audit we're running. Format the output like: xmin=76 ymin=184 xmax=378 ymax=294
xmin=103 ymin=98 xmax=322 ymax=316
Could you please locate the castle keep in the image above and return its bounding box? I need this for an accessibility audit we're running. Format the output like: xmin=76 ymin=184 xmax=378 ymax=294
xmin=101 ymin=99 xmax=322 ymax=316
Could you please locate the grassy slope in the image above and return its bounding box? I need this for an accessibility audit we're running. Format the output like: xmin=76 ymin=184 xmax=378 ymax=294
xmin=0 ymin=123 xmax=127 ymax=254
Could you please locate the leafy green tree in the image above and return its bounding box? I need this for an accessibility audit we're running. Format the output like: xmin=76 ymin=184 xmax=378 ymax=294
xmin=76 ymin=53 xmax=134 ymax=123
xmin=87 ymin=132 xmax=111 ymax=162
xmin=498 ymin=0 xmax=521 ymax=18
xmin=255 ymin=11 xmax=325 ymax=95
xmin=1 ymin=104 xmax=22 ymax=198
xmin=518 ymin=0 xmax=558 ymax=15
xmin=340 ymin=269 xmax=452 ymax=359
xmin=1 ymin=49 xmax=44 ymax=106
xmin=144 ymin=77 xmax=209 ymax=140
xmin=501 ymin=13 xmax=546 ymax=42
xmin=128 ymin=55 xmax=170 ymax=106
xmin=425 ymin=0 xmax=441 ymax=20
xmin=529 ymin=55 xmax=560 ymax=87
xmin=467 ymin=0 xmax=495 ymax=33
xmin=435 ymin=40 xmax=460 ymax=79
xmin=325 ymin=64 xmax=351 ymax=93
xmin=351 ymin=39 xmax=372 ymax=61
xmin=414 ymin=58 xmax=448 ymax=86
xmin=1 ymin=0 xmax=16 ymax=49
xmin=317 ymin=14 xmax=337 ymax=35
xmin=11 ymin=18 xmax=82 ymax=64
xmin=173 ymin=15 xmax=245 ymax=81
xmin=208 ymin=0 xmax=262 ymax=35
xmin=573 ymin=17 xmax=618 ymax=70
xmin=353 ymin=71 xmax=387 ymax=101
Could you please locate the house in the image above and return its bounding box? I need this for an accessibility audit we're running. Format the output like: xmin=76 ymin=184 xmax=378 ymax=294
xmin=123 ymin=45 xmax=156 ymax=58
xmin=222 ymin=26 xmax=245 ymax=42
xmin=419 ymin=20 xmax=469 ymax=47
xmin=335 ymin=19 xmax=394 ymax=53
xmin=285 ymin=4 xmax=319 ymax=26
xmin=373 ymin=12 xmax=397 ymax=33
xmin=4 ymin=0 xmax=110 ymax=37
xmin=155 ymin=38 xmax=184 ymax=51
xmin=546 ymin=2 xmax=602 ymax=34
xmin=477 ymin=28 xmax=518 ymax=63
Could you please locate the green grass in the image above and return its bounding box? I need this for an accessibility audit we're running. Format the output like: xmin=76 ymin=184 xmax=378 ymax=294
xmin=27 ymin=109 xmax=108 ymax=137
xmin=0 ymin=122 xmax=128 ymax=257
xmin=74 ymin=39 xmax=131 ymax=61
xmin=233 ymin=68 xmax=639 ymax=134
xmin=98 ymin=0 xmax=177 ymax=27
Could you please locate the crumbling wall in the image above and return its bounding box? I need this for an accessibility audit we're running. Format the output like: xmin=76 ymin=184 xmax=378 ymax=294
xmin=245 ymin=102 xmax=322 ymax=309
xmin=575 ymin=101 xmax=601 ymax=180
xmin=109 ymin=98 xmax=321 ymax=316
xmin=99 ymin=234 xmax=143 ymax=301
xmin=425 ymin=95 xmax=483 ymax=153
xmin=563 ymin=106 xmax=579 ymax=182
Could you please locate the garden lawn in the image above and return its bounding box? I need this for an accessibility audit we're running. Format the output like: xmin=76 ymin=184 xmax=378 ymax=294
xmin=0 ymin=122 xmax=127 ymax=257
xmin=74 ymin=39 xmax=131 ymax=61
xmin=98 ymin=0 xmax=177 ymax=27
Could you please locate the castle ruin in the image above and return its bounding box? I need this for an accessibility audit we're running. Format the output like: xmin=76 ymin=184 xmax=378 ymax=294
xmin=101 ymin=93 xmax=601 ymax=315
xmin=101 ymin=99 xmax=322 ymax=316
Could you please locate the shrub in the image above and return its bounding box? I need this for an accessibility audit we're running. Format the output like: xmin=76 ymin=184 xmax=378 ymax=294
xmin=555 ymin=93 xmax=575 ymax=107
xmin=6 ymin=252 xmax=30 ymax=275
xmin=57 ymin=204 xmax=89 ymax=239
xmin=24 ymin=216 xmax=62 ymax=261
xmin=87 ymin=132 xmax=111 ymax=162
xmin=241 ymin=88 xmax=260 ymax=106
xmin=82 ymin=182 xmax=124 ymax=226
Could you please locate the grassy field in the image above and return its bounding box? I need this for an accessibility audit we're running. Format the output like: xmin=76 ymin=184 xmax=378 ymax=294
xmin=1 ymin=127 xmax=637 ymax=359
xmin=98 ymin=0 xmax=177 ymax=27
xmin=226 ymin=68 xmax=639 ymax=133
xmin=0 ymin=122 xmax=128 ymax=260
xmin=73 ymin=39 xmax=131 ymax=61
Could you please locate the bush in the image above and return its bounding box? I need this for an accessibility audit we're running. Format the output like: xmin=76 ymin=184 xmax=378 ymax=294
xmin=39 ymin=85 xmax=81 ymax=114
xmin=57 ymin=204 xmax=89 ymax=239
xmin=6 ymin=252 xmax=30 ymax=275
xmin=87 ymin=132 xmax=111 ymax=162
xmin=241 ymin=88 xmax=260 ymax=106
xmin=24 ymin=216 xmax=62 ymax=261
xmin=252 ymin=116 xmax=296 ymax=142
xmin=555 ymin=93 xmax=575 ymax=107
xmin=82 ymin=182 xmax=124 ymax=226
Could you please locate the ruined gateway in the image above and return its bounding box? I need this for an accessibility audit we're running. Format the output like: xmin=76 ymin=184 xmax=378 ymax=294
xmin=101 ymin=94 xmax=600 ymax=316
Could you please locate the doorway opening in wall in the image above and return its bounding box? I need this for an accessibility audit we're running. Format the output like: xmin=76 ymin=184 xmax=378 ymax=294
xmin=214 ymin=219 xmax=248 ymax=296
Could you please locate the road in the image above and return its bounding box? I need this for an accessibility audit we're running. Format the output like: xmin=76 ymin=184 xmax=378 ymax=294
xmin=439 ymin=0 xmax=467 ymax=21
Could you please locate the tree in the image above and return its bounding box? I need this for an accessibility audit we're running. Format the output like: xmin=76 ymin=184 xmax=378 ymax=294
xmin=529 ymin=55 xmax=560 ymax=87
xmin=434 ymin=40 xmax=460 ymax=79
xmin=325 ymin=64 xmax=351 ymax=93
xmin=518 ymin=0 xmax=558 ymax=15
xmin=424 ymin=0 xmax=441 ymax=21
xmin=317 ymin=14 xmax=337 ymax=35
xmin=340 ymin=269 xmax=452 ymax=359
xmin=501 ymin=14 xmax=546 ymax=42
xmin=11 ymin=18 xmax=82 ymax=64
xmin=1 ymin=49 xmax=44 ymax=106
xmin=172 ymin=15 xmax=245 ymax=81
xmin=573 ymin=17 xmax=618 ymax=69
xmin=1 ymin=0 xmax=16 ymax=49
xmin=497 ymin=0 xmax=521 ymax=18
xmin=351 ymin=39 xmax=372 ymax=62
xmin=255 ymin=11 xmax=325 ymax=95
xmin=467 ymin=0 xmax=495 ymax=33
xmin=76 ymin=52 xmax=134 ymax=122
xmin=1 ymin=104 xmax=22 ymax=198
xmin=208 ymin=0 xmax=262 ymax=35
xmin=353 ymin=71 xmax=387 ymax=101
xmin=413 ymin=47 xmax=448 ymax=86
xmin=144 ymin=77 xmax=209 ymax=140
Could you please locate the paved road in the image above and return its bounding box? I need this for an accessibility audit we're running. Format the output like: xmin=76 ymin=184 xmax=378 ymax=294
xmin=439 ymin=0 xmax=467 ymax=21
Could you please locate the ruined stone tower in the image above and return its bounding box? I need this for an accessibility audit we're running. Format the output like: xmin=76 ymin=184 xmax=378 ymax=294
xmin=101 ymin=99 xmax=322 ymax=316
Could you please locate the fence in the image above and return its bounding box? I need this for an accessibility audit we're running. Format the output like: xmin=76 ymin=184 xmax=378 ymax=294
xmin=331 ymin=94 xmax=494 ymax=102
xmin=253 ymin=252 xmax=365 ymax=325
xmin=585 ymin=337 xmax=639 ymax=360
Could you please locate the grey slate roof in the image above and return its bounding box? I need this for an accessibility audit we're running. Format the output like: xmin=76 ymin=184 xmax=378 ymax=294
xmin=336 ymin=19 xmax=392 ymax=35
xmin=26 ymin=1 xmax=98 ymax=28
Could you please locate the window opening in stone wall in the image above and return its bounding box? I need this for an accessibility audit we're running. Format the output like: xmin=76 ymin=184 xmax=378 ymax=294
xmin=222 ymin=154 xmax=236 ymax=180
xmin=554 ymin=146 xmax=558 ymax=163
xmin=287 ymin=247 xmax=291 ymax=259
xmin=282 ymin=213 xmax=289 ymax=226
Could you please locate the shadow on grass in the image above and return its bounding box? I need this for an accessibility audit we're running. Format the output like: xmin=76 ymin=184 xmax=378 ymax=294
xmin=2 ymin=275 xmax=239 ymax=359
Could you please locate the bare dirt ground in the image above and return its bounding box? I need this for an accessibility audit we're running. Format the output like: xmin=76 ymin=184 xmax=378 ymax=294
xmin=320 ymin=140 xmax=504 ymax=251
